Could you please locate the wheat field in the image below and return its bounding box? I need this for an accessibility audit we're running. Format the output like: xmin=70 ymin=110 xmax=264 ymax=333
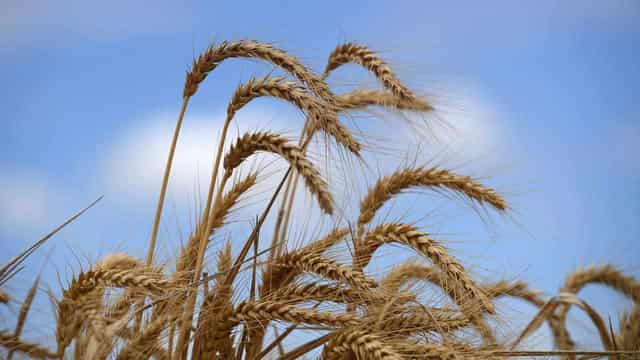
xmin=1 ymin=39 xmax=638 ymax=359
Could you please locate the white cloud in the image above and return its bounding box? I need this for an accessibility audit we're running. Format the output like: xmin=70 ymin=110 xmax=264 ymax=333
xmin=0 ymin=171 xmax=52 ymax=235
xmin=103 ymin=109 xmax=294 ymax=204
xmin=394 ymin=80 xmax=510 ymax=172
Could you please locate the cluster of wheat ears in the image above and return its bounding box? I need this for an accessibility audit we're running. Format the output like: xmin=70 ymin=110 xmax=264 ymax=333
xmin=1 ymin=39 xmax=639 ymax=359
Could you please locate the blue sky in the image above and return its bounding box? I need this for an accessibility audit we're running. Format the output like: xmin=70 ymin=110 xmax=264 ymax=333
xmin=1 ymin=0 xmax=639 ymax=351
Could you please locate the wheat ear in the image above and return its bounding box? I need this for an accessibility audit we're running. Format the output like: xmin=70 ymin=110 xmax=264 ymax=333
xmin=375 ymin=311 xmax=472 ymax=337
xmin=322 ymin=328 xmax=402 ymax=360
xmin=231 ymin=301 xmax=360 ymax=328
xmin=395 ymin=343 xmax=462 ymax=360
xmin=358 ymin=167 xmax=507 ymax=237
xmin=224 ymin=131 xmax=334 ymax=214
xmin=380 ymin=262 xmax=496 ymax=342
xmin=299 ymin=227 xmax=350 ymax=256
xmin=551 ymin=265 xmax=640 ymax=353
xmin=277 ymin=253 xmax=377 ymax=290
xmin=230 ymin=75 xmax=360 ymax=155
xmin=338 ymin=88 xmax=433 ymax=112
xmin=617 ymin=305 xmax=640 ymax=350
xmin=323 ymin=42 xmax=420 ymax=102
xmin=269 ymin=282 xmax=384 ymax=305
xmin=175 ymin=172 xmax=257 ymax=275
xmin=1 ymin=331 xmax=57 ymax=359
xmin=362 ymin=223 xmax=495 ymax=314
xmin=56 ymin=257 xmax=168 ymax=353
xmin=192 ymin=242 xmax=235 ymax=359
xmin=116 ymin=313 xmax=175 ymax=360
xmin=6 ymin=275 xmax=40 ymax=360
xmin=185 ymin=39 xmax=332 ymax=100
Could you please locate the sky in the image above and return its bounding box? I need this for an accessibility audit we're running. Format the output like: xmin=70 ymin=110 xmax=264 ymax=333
xmin=1 ymin=0 xmax=639 ymax=353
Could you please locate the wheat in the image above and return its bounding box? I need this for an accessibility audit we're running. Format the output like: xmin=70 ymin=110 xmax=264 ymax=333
xmin=192 ymin=242 xmax=235 ymax=359
xmin=361 ymin=223 xmax=495 ymax=314
xmin=617 ymin=305 xmax=640 ymax=351
xmin=324 ymin=42 xmax=419 ymax=103
xmin=7 ymin=275 xmax=40 ymax=360
xmin=395 ymin=343 xmax=462 ymax=360
xmin=552 ymin=265 xmax=640 ymax=353
xmin=357 ymin=167 xmax=507 ymax=237
xmin=337 ymin=88 xmax=433 ymax=112
xmin=228 ymin=76 xmax=360 ymax=154
xmin=184 ymin=39 xmax=332 ymax=100
xmin=230 ymin=301 xmax=359 ymax=328
xmin=116 ymin=314 xmax=175 ymax=360
xmin=175 ymin=172 xmax=257 ymax=275
xmin=278 ymin=253 xmax=377 ymax=290
xmin=1 ymin=331 xmax=57 ymax=359
xmin=224 ymin=131 xmax=334 ymax=214
xmin=2 ymin=38 xmax=638 ymax=360
xmin=322 ymin=328 xmax=402 ymax=360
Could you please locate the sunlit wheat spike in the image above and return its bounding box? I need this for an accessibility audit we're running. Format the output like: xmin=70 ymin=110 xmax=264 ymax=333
xmin=224 ymin=131 xmax=334 ymax=214
xmin=358 ymin=166 xmax=507 ymax=236
xmin=322 ymin=328 xmax=402 ymax=360
xmin=337 ymin=88 xmax=433 ymax=112
xmin=227 ymin=75 xmax=361 ymax=154
xmin=362 ymin=223 xmax=495 ymax=314
xmin=394 ymin=343 xmax=462 ymax=360
xmin=551 ymin=264 xmax=640 ymax=352
xmin=184 ymin=39 xmax=331 ymax=100
xmin=324 ymin=42 xmax=418 ymax=102
xmin=116 ymin=313 xmax=175 ymax=360
xmin=230 ymin=300 xmax=360 ymax=328
xmin=277 ymin=252 xmax=377 ymax=291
